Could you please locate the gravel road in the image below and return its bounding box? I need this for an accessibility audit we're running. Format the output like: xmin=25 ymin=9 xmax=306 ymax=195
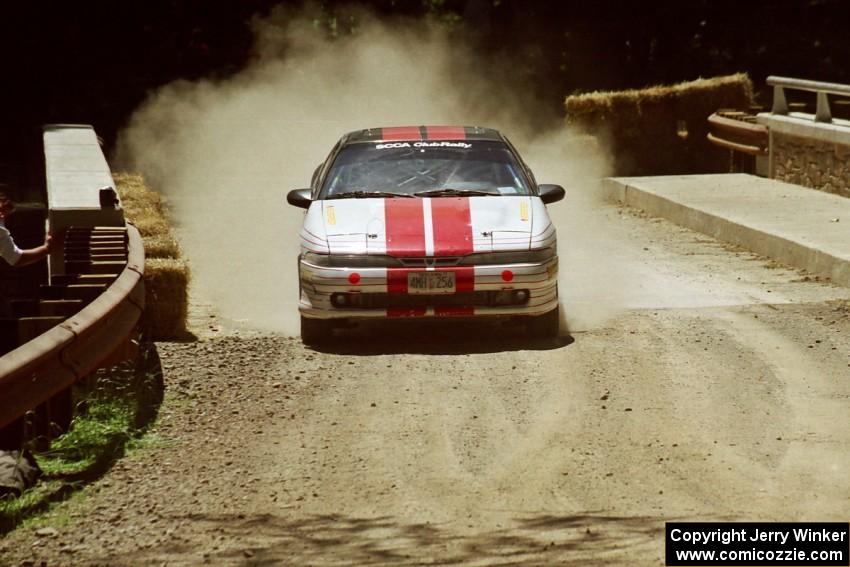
xmin=2 ymin=204 xmax=849 ymax=567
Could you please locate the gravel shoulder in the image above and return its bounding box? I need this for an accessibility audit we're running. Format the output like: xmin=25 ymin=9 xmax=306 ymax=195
xmin=1 ymin=205 xmax=849 ymax=567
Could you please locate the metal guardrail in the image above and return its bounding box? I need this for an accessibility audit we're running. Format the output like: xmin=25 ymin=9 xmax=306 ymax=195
xmin=768 ymin=75 xmax=850 ymax=123
xmin=707 ymin=112 xmax=769 ymax=156
xmin=0 ymin=224 xmax=144 ymax=431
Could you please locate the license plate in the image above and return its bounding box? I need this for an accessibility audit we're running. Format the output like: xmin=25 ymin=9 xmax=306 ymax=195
xmin=407 ymin=272 xmax=456 ymax=294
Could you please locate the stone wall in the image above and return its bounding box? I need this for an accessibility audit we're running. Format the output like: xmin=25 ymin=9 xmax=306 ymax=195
xmin=771 ymin=131 xmax=850 ymax=198
xmin=759 ymin=113 xmax=850 ymax=199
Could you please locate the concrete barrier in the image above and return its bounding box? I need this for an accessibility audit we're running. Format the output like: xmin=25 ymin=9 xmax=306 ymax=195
xmin=604 ymin=174 xmax=850 ymax=288
xmin=43 ymin=125 xmax=124 ymax=276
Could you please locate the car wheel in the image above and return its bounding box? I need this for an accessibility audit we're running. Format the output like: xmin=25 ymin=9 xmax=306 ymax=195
xmin=527 ymin=305 xmax=560 ymax=338
xmin=301 ymin=316 xmax=333 ymax=345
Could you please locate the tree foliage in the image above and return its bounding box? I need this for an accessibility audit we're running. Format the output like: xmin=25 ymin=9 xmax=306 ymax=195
xmin=0 ymin=0 xmax=847 ymax=153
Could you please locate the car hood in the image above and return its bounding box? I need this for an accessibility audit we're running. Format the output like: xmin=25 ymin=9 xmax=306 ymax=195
xmin=307 ymin=196 xmax=545 ymax=256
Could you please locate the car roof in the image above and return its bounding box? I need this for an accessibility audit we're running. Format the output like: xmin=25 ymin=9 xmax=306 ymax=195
xmin=342 ymin=126 xmax=504 ymax=145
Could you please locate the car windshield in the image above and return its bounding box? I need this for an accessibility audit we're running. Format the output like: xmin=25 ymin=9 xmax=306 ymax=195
xmin=320 ymin=141 xmax=533 ymax=198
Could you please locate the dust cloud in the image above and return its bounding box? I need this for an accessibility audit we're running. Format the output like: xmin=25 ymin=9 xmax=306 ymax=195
xmin=116 ymin=7 xmax=621 ymax=336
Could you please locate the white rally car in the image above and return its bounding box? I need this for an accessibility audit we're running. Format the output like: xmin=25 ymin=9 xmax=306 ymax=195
xmin=287 ymin=126 xmax=564 ymax=344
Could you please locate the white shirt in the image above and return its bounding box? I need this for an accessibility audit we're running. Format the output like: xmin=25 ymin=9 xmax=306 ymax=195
xmin=0 ymin=220 xmax=22 ymax=265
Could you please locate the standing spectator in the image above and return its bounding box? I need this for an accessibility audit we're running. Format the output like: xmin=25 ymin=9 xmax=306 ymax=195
xmin=0 ymin=191 xmax=53 ymax=267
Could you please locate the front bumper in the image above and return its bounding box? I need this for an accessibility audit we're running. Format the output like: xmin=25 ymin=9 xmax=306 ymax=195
xmin=298 ymin=256 xmax=558 ymax=320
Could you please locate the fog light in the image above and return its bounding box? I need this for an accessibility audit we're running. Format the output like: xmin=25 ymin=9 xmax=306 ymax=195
xmin=331 ymin=293 xmax=349 ymax=307
xmin=513 ymin=289 xmax=530 ymax=304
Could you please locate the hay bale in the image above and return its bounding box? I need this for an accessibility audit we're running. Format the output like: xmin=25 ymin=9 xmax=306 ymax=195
xmin=142 ymin=234 xmax=181 ymax=259
xmin=113 ymin=173 xmax=168 ymax=216
xmin=131 ymin=216 xmax=172 ymax=239
xmin=142 ymin=258 xmax=189 ymax=340
xmin=565 ymin=73 xmax=754 ymax=176
xmin=114 ymin=174 xmax=190 ymax=340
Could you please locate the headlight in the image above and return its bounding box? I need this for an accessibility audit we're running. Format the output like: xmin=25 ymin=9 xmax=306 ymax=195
xmin=457 ymin=247 xmax=556 ymax=266
xmin=302 ymin=252 xmax=401 ymax=268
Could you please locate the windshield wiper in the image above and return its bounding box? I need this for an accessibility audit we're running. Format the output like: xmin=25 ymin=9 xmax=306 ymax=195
xmin=328 ymin=190 xmax=414 ymax=199
xmin=414 ymin=187 xmax=498 ymax=197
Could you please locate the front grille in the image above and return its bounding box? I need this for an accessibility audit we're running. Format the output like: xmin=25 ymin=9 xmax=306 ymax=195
xmin=334 ymin=290 xmax=528 ymax=309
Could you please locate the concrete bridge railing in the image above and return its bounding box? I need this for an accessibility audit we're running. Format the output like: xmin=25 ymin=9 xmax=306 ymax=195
xmin=758 ymin=77 xmax=850 ymax=198
xmin=767 ymin=75 xmax=850 ymax=124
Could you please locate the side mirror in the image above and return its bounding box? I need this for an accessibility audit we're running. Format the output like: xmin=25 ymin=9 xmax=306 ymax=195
xmin=538 ymin=184 xmax=565 ymax=204
xmin=287 ymin=188 xmax=312 ymax=209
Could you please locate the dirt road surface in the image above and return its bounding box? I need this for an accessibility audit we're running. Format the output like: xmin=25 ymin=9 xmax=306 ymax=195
xmin=2 ymin=203 xmax=849 ymax=566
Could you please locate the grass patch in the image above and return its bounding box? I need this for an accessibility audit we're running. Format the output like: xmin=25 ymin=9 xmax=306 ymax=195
xmin=6 ymin=489 xmax=85 ymax=534
xmin=0 ymin=343 xmax=164 ymax=534
xmin=35 ymin=398 xmax=134 ymax=477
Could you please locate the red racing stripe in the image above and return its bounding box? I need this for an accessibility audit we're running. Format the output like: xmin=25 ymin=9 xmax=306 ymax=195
xmin=431 ymin=197 xmax=473 ymax=257
xmin=426 ymin=126 xmax=466 ymax=140
xmin=386 ymin=270 xmax=408 ymax=293
xmin=381 ymin=126 xmax=423 ymax=142
xmin=454 ymin=266 xmax=474 ymax=292
xmin=385 ymin=198 xmax=425 ymax=293
xmin=384 ymin=199 xmax=426 ymax=257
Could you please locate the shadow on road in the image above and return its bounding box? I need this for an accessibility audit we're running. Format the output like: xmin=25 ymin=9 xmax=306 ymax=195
xmin=115 ymin=511 xmax=665 ymax=566
xmin=309 ymin=320 xmax=575 ymax=356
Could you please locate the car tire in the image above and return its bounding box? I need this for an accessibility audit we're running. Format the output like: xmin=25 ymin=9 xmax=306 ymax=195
xmin=301 ymin=316 xmax=333 ymax=345
xmin=527 ymin=305 xmax=560 ymax=338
